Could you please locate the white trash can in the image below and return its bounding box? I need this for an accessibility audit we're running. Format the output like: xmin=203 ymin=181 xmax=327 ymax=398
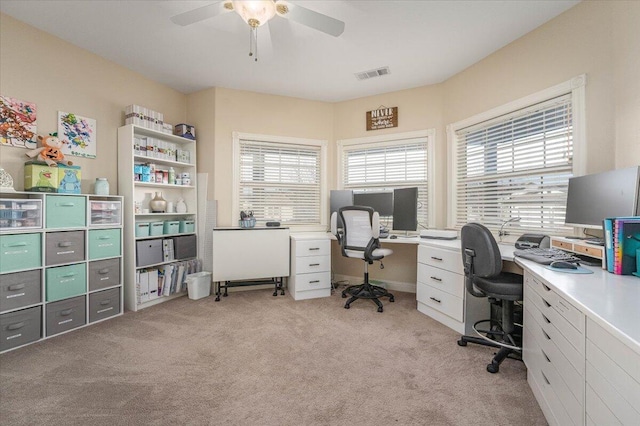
xmin=186 ymin=271 xmax=212 ymax=300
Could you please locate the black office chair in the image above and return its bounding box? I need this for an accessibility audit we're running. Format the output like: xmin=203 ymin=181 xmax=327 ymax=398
xmin=330 ymin=206 xmax=394 ymax=312
xmin=457 ymin=222 xmax=523 ymax=373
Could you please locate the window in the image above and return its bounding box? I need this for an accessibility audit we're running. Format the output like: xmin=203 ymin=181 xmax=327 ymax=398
xmin=338 ymin=130 xmax=435 ymax=229
xmin=233 ymin=132 xmax=327 ymax=229
xmin=448 ymin=75 xmax=586 ymax=235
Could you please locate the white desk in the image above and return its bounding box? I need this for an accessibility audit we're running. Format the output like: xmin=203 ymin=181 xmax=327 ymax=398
xmin=515 ymin=258 xmax=640 ymax=426
xmin=212 ymin=227 xmax=290 ymax=300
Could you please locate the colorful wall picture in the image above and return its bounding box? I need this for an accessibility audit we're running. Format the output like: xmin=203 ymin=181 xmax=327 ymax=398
xmin=0 ymin=96 xmax=37 ymax=149
xmin=57 ymin=111 xmax=97 ymax=158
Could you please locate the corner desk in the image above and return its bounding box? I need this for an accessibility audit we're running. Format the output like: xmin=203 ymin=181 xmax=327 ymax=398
xmin=417 ymin=238 xmax=640 ymax=426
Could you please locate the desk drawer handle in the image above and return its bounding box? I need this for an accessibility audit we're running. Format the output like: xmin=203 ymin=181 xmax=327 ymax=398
xmin=309 ymin=280 xmax=320 ymax=284
xmin=58 ymin=241 xmax=74 ymax=247
xmin=98 ymin=268 xmax=110 ymax=274
xmin=308 ymin=247 xmax=320 ymax=251
xmin=429 ymin=297 xmax=441 ymax=304
xmin=541 ymin=313 xmax=551 ymax=324
xmin=98 ymin=236 xmax=112 ymax=240
xmin=541 ymin=283 xmax=551 ymax=292
xmin=58 ymin=202 xmax=76 ymax=207
xmin=7 ymin=242 xmax=28 ymax=247
xmin=541 ymin=349 xmax=551 ymax=363
xmin=542 ymin=330 xmax=551 ymax=341
xmin=430 ymin=276 xmax=442 ymax=282
xmin=430 ymin=256 xmax=443 ymax=261
xmin=541 ymin=298 xmax=551 ymax=308
xmin=309 ymin=263 xmax=320 ymax=267
xmin=60 ymin=309 xmax=73 ymax=316
xmin=541 ymin=371 xmax=551 ymax=386
xmin=100 ymin=299 xmax=112 ymax=306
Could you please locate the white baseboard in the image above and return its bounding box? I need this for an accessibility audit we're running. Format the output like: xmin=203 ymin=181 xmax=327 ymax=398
xmin=333 ymin=274 xmax=416 ymax=294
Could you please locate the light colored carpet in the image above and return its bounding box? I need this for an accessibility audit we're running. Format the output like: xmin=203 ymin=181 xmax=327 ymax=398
xmin=0 ymin=289 xmax=546 ymax=425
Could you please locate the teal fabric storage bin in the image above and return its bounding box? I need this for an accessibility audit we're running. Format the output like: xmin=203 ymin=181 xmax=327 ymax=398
xmin=46 ymin=195 xmax=86 ymax=228
xmin=46 ymin=263 xmax=86 ymax=302
xmin=135 ymin=222 xmax=150 ymax=237
xmin=0 ymin=232 xmax=41 ymax=273
xmin=149 ymin=222 xmax=164 ymax=236
xmin=163 ymin=221 xmax=179 ymax=234
xmin=179 ymin=220 xmax=195 ymax=233
xmin=88 ymin=229 xmax=121 ymax=260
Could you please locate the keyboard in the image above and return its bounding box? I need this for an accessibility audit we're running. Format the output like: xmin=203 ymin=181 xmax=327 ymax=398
xmin=513 ymin=247 xmax=581 ymax=265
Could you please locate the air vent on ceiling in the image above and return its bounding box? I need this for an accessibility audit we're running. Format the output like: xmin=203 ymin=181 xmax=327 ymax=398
xmin=355 ymin=66 xmax=391 ymax=81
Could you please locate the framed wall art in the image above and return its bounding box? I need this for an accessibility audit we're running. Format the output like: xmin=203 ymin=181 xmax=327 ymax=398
xmin=58 ymin=111 xmax=97 ymax=158
xmin=0 ymin=95 xmax=37 ymax=149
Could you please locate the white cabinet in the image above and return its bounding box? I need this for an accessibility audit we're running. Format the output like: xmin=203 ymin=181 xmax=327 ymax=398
xmin=289 ymin=233 xmax=331 ymax=300
xmin=585 ymin=318 xmax=640 ymax=425
xmin=523 ymin=271 xmax=585 ymax=426
xmin=118 ymin=125 xmax=199 ymax=311
xmin=416 ymin=244 xmax=487 ymax=334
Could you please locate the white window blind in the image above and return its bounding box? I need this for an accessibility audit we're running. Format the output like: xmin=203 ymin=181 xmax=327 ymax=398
xmin=341 ymin=137 xmax=429 ymax=228
xmin=453 ymin=94 xmax=574 ymax=234
xmin=238 ymin=139 xmax=321 ymax=225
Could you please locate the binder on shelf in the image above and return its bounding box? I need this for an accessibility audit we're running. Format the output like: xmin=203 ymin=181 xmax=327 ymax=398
xmin=606 ymin=217 xmax=640 ymax=275
xmin=139 ymin=270 xmax=150 ymax=303
xmin=603 ymin=218 xmax=614 ymax=272
xmin=148 ymin=269 xmax=159 ymax=300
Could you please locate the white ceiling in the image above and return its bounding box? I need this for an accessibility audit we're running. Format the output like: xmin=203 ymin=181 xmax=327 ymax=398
xmin=0 ymin=0 xmax=580 ymax=102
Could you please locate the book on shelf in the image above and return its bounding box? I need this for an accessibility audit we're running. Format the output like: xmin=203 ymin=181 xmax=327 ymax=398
xmin=604 ymin=217 xmax=640 ymax=275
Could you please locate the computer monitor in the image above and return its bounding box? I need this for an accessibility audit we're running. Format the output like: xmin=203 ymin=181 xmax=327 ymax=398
xmin=564 ymin=166 xmax=640 ymax=229
xmin=330 ymin=190 xmax=353 ymax=229
xmin=353 ymin=192 xmax=394 ymax=216
xmin=392 ymin=187 xmax=418 ymax=231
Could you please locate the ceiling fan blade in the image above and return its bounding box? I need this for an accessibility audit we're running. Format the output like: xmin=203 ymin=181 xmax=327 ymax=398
xmin=278 ymin=2 xmax=345 ymax=37
xmin=170 ymin=1 xmax=229 ymax=26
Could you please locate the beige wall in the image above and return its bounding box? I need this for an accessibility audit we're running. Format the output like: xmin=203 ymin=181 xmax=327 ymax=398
xmin=198 ymin=87 xmax=335 ymax=226
xmin=0 ymin=14 xmax=187 ymax=193
xmin=613 ymin=1 xmax=640 ymax=168
xmin=443 ymin=0 xmax=617 ymax=175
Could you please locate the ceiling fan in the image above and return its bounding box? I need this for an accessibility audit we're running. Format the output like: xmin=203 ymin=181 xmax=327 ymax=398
xmin=170 ymin=1 xmax=345 ymax=61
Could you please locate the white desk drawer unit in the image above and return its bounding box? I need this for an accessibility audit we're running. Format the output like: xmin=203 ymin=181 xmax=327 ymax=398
xmin=416 ymin=244 xmax=487 ymax=335
xmin=289 ymin=233 xmax=331 ymax=301
xmin=585 ymin=318 xmax=640 ymax=425
xmin=523 ymin=272 xmax=585 ymax=426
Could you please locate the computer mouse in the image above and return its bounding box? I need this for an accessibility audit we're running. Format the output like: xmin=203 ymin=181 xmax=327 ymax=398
xmin=390 ymin=235 xmax=398 ymax=239
xmin=550 ymin=260 xmax=578 ymax=270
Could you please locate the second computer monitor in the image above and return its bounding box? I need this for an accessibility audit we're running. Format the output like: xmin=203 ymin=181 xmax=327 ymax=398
xmin=353 ymin=192 xmax=394 ymax=216
xmin=392 ymin=187 xmax=418 ymax=231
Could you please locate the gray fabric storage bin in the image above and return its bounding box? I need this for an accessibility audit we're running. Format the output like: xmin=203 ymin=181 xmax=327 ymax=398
xmin=46 ymin=230 xmax=86 ymax=266
xmin=0 ymin=269 xmax=41 ymax=312
xmin=136 ymin=239 xmax=163 ymax=267
xmin=173 ymin=234 xmax=197 ymax=260
xmin=46 ymin=295 xmax=86 ymax=337
xmin=0 ymin=306 xmax=42 ymax=351
xmin=88 ymin=288 xmax=120 ymax=323
xmin=88 ymin=258 xmax=121 ymax=291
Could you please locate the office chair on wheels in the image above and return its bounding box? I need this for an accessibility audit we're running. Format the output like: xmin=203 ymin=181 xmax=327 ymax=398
xmin=457 ymin=223 xmax=524 ymax=373
xmin=330 ymin=206 xmax=394 ymax=312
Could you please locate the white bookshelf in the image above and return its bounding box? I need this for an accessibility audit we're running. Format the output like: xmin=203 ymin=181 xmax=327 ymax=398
xmin=117 ymin=125 xmax=198 ymax=311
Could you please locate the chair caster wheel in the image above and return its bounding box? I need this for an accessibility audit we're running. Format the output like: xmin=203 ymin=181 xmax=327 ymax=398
xmin=377 ymin=307 xmax=383 ymax=313
xmin=223 ymin=293 xmax=228 ymax=297
xmin=389 ymin=296 xmax=395 ymax=302
xmin=280 ymin=290 xmax=285 ymax=295
xmin=272 ymin=292 xmax=278 ymax=296
xmin=457 ymin=339 xmax=467 ymax=346
xmin=215 ymin=296 xmax=220 ymax=302
xmin=487 ymin=363 xmax=499 ymax=374
xmin=341 ymin=293 xmax=347 ymax=298
xmin=344 ymin=304 xmax=350 ymax=309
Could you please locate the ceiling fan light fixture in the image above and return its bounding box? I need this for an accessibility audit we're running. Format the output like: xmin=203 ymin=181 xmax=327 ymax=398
xmin=232 ymin=0 xmax=276 ymax=28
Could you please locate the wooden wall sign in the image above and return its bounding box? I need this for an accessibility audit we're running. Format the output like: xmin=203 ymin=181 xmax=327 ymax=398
xmin=366 ymin=106 xmax=398 ymax=131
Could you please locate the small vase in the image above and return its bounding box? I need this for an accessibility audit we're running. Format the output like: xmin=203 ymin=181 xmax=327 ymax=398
xmin=149 ymin=192 xmax=167 ymax=213
xmin=176 ymin=198 xmax=187 ymax=213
